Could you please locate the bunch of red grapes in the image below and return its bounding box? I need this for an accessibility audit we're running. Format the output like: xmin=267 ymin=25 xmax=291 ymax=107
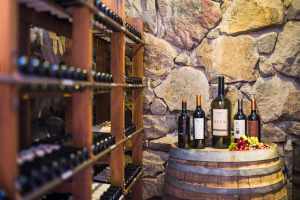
xmin=229 ymin=136 xmax=270 ymax=151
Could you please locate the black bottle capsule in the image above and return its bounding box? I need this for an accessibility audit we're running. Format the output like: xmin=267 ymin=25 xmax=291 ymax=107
xmin=28 ymin=58 xmax=40 ymax=75
xmin=49 ymin=64 xmax=59 ymax=78
xmin=17 ymin=56 xmax=29 ymax=73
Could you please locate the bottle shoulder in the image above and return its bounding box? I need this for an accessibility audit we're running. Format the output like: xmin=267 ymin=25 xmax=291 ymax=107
xmin=234 ymin=113 xmax=247 ymax=120
xmin=248 ymin=112 xmax=260 ymax=120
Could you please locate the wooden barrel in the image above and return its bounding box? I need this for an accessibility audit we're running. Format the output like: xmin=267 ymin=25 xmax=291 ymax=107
xmin=293 ymin=141 xmax=300 ymax=200
xmin=164 ymin=145 xmax=287 ymax=200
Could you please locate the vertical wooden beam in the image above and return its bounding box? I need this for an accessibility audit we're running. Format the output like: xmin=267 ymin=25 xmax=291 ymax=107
xmin=129 ymin=17 xmax=144 ymax=200
xmin=70 ymin=3 xmax=93 ymax=200
xmin=0 ymin=0 xmax=19 ymax=199
xmin=110 ymin=0 xmax=126 ymax=187
xmin=130 ymin=18 xmax=144 ymax=166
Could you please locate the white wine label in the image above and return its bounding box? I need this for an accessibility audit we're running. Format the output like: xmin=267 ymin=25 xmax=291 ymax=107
xmin=194 ymin=118 xmax=204 ymax=139
xmin=234 ymin=120 xmax=246 ymax=139
xmin=212 ymin=109 xmax=228 ymax=136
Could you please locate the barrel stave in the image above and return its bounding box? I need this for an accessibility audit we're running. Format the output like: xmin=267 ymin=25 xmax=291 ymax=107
xmin=165 ymin=147 xmax=287 ymax=200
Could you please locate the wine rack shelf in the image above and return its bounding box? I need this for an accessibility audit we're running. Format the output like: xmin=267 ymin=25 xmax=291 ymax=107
xmin=0 ymin=74 xmax=146 ymax=91
xmin=21 ymin=128 xmax=144 ymax=200
xmin=0 ymin=0 xmax=144 ymax=199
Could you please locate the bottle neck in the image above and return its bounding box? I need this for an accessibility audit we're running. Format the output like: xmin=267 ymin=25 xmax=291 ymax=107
xmin=182 ymin=102 xmax=187 ymax=113
xmin=238 ymin=99 xmax=243 ymax=113
xmin=218 ymin=77 xmax=225 ymax=96
xmin=251 ymin=98 xmax=257 ymax=112
xmin=196 ymin=96 xmax=202 ymax=109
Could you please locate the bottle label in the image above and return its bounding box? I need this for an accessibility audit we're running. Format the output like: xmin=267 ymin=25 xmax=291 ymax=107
xmin=248 ymin=121 xmax=258 ymax=137
xmin=234 ymin=120 xmax=246 ymax=139
xmin=194 ymin=118 xmax=204 ymax=139
xmin=212 ymin=109 xmax=228 ymax=136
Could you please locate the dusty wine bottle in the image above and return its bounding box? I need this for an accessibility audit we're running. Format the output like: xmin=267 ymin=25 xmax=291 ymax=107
xmin=178 ymin=100 xmax=190 ymax=149
xmin=233 ymin=99 xmax=247 ymax=142
xmin=211 ymin=76 xmax=231 ymax=148
xmin=192 ymin=95 xmax=205 ymax=149
xmin=247 ymin=97 xmax=261 ymax=141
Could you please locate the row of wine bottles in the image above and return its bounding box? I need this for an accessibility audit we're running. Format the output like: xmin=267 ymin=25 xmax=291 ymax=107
xmin=95 ymin=0 xmax=123 ymax=25
xmin=17 ymin=56 xmax=143 ymax=85
xmin=16 ymin=144 xmax=89 ymax=195
xmin=94 ymin=1 xmax=142 ymax=39
xmin=92 ymin=133 xmax=116 ymax=155
xmin=125 ymin=77 xmax=143 ymax=85
xmin=93 ymin=71 xmax=113 ymax=83
xmin=178 ymin=76 xmax=261 ymax=149
xmin=17 ymin=56 xmax=88 ymax=81
xmin=99 ymin=186 xmax=123 ymax=200
xmin=124 ymin=164 xmax=142 ymax=187
xmin=32 ymin=133 xmax=72 ymax=146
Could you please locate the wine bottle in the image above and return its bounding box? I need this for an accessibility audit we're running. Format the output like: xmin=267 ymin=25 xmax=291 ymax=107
xmin=17 ymin=56 xmax=29 ymax=73
xmin=247 ymin=97 xmax=261 ymax=141
xmin=211 ymin=76 xmax=231 ymax=148
xmin=178 ymin=100 xmax=190 ymax=149
xmin=233 ymin=99 xmax=247 ymax=141
xmin=192 ymin=95 xmax=205 ymax=149
xmin=28 ymin=57 xmax=40 ymax=75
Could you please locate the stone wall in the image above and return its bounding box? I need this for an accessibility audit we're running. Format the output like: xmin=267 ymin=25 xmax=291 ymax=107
xmin=126 ymin=0 xmax=300 ymax=199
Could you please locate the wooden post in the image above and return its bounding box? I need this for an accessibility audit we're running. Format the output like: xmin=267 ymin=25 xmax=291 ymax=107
xmin=69 ymin=2 xmax=93 ymax=200
xmin=0 ymin=0 xmax=19 ymax=199
xmin=108 ymin=0 xmax=126 ymax=187
xmin=129 ymin=17 xmax=144 ymax=200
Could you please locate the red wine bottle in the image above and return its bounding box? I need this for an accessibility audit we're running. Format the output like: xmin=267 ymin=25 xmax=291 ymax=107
xmin=233 ymin=99 xmax=247 ymax=142
xmin=192 ymin=95 xmax=205 ymax=149
xmin=178 ymin=100 xmax=190 ymax=149
xmin=247 ymin=97 xmax=261 ymax=141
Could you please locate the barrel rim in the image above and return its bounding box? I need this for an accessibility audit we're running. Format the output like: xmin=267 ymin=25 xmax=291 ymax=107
xmin=167 ymin=159 xmax=283 ymax=177
xmin=170 ymin=145 xmax=278 ymax=162
xmin=165 ymin=175 xmax=286 ymax=195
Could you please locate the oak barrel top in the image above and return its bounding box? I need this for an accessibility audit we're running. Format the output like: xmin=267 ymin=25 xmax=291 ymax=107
xmin=169 ymin=144 xmax=279 ymax=162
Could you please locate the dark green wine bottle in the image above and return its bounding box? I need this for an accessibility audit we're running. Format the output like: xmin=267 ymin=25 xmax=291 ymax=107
xmin=211 ymin=76 xmax=231 ymax=148
xmin=178 ymin=100 xmax=190 ymax=149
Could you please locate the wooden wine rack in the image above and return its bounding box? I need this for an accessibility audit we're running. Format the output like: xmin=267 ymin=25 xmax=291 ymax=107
xmin=0 ymin=0 xmax=145 ymax=199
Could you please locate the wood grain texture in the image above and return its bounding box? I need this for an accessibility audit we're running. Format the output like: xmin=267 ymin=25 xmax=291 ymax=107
xmin=70 ymin=4 xmax=93 ymax=200
xmin=110 ymin=32 xmax=125 ymax=187
xmin=165 ymin=147 xmax=287 ymax=200
xmin=110 ymin=0 xmax=126 ymax=187
xmin=0 ymin=0 xmax=18 ymax=199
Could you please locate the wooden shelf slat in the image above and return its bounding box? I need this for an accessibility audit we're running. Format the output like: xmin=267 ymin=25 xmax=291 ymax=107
xmin=0 ymin=74 xmax=146 ymax=90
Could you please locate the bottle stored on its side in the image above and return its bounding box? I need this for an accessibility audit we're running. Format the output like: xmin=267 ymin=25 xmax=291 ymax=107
xmin=178 ymin=100 xmax=190 ymax=149
xmin=192 ymin=95 xmax=205 ymax=149
xmin=233 ymin=99 xmax=247 ymax=142
xmin=247 ymin=97 xmax=261 ymax=141
xmin=211 ymin=76 xmax=231 ymax=148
